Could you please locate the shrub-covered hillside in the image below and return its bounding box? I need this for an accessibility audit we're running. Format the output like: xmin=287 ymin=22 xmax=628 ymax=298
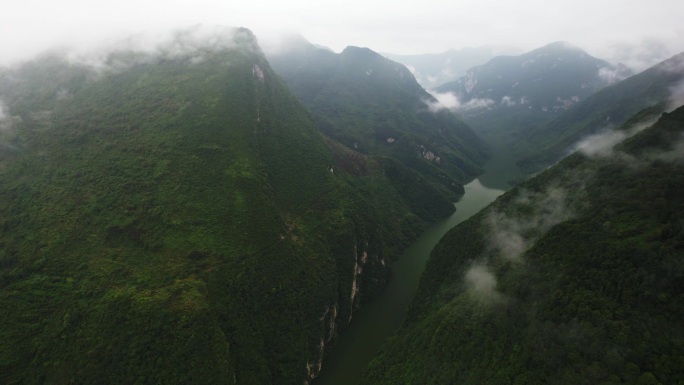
xmin=268 ymin=37 xmax=490 ymax=200
xmin=0 ymin=27 xmax=454 ymax=385
xmin=363 ymin=105 xmax=684 ymax=384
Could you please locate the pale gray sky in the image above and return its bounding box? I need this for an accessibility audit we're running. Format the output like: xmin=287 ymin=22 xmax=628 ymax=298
xmin=2 ymin=0 xmax=683 ymax=70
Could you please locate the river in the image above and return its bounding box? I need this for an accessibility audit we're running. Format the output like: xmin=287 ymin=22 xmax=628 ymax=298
xmin=312 ymin=146 xmax=521 ymax=385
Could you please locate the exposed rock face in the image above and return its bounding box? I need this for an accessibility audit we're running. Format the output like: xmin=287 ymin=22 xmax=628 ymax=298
xmin=305 ymin=241 xmax=388 ymax=383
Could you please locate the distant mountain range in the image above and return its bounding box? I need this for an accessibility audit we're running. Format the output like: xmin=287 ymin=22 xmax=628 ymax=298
xmin=267 ymin=36 xmax=490 ymax=200
xmin=383 ymin=46 xmax=508 ymax=89
xmin=426 ymin=42 xmax=684 ymax=176
xmin=0 ymin=28 xmax=476 ymax=385
xmin=518 ymin=52 xmax=684 ymax=172
xmin=434 ymin=42 xmax=633 ymax=142
xmin=363 ymin=103 xmax=684 ymax=385
xmin=3 ymin=26 xmax=684 ymax=385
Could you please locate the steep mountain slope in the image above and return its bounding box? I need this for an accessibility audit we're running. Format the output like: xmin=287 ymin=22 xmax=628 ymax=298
xmin=362 ymin=106 xmax=684 ymax=384
xmin=383 ymin=46 xmax=502 ymax=89
xmin=267 ymin=38 xmax=490 ymax=199
xmin=518 ymin=52 xmax=684 ymax=172
xmin=436 ymin=42 xmax=631 ymax=143
xmin=0 ymin=28 xmax=433 ymax=385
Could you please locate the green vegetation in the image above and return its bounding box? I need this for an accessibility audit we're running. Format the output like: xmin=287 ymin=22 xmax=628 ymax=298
xmin=517 ymin=52 xmax=684 ymax=173
xmin=384 ymin=46 xmax=498 ymax=89
xmin=436 ymin=42 xmax=630 ymax=147
xmin=435 ymin=45 xmax=684 ymax=177
xmin=362 ymin=106 xmax=684 ymax=384
xmin=268 ymin=39 xmax=490 ymax=200
xmin=0 ymin=28 xmax=456 ymax=384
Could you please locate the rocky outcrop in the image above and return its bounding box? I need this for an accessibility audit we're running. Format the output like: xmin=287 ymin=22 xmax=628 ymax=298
xmin=305 ymin=238 xmax=390 ymax=383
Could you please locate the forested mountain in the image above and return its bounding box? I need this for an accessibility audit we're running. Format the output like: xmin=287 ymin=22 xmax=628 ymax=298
xmin=383 ymin=46 xmax=501 ymax=89
xmin=0 ymin=27 xmax=458 ymax=385
xmin=517 ymin=52 xmax=684 ymax=172
xmin=267 ymin=37 xmax=490 ymax=200
xmin=362 ymin=106 xmax=684 ymax=384
xmin=435 ymin=42 xmax=631 ymax=143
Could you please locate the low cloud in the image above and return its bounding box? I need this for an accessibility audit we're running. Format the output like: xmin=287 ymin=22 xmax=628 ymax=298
xmin=258 ymin=31 xmax=328 ymax=57
xmin=426 ymin=75 xmax=439 ymax=87
xmin=574 ymin=111 xmax=684 ymax=172
xmin=426 ymin=91 xmax=461 ymax=112
xmin=459 ymin=185 xmax=574 ymax=306
xmin=488 ymin=186 xmax=573 ymax=261
xmin=0 ymin=100 xmax=21 ymax=132
xmin=573 ymin=117 xmax=658 ymax=158
xmin=460 ymin=103 xmax=682 ymax=309
xmin=465 ymin=264 xmax=503 ymax=303
xmin=597 ymin=66 xmax=628 ymax=85
xmin=460 ymin=97 xmax=496 ymax=111
xmin=607 ymin=38 xmax=673 ymax=72
xmin=426 ymin=90 xmax=494 ymax=113
xmin=500 ymin=96 xmax=516 ymax=106
xmin=572 ymin=73 xmax=683 ymax=161
xmin=63 ymin=25 xmax=253 ymax=73
xmin=488 ymin=216 xmax=527 ymax=261
xmin=660 ymin=55 xmax=684 ymax=112
xmin=667 ymin=78 xmax=684 ymax=112
xmin=0 ymin=100 xmax=22 ymax=156
xmin=405 ymin=64 xmax=418 ymax=76
xmin=649 ymin=135 xmax=684 ymax=165
xmin=575 ymin=129 xmax=628 ymax=157
xmin=440 ymin=66 xmax=456 ymax=80
xmin=657 ymin=52 xmax=684 ymax=75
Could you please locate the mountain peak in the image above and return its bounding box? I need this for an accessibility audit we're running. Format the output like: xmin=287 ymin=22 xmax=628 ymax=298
xmin=0 ymin=33 xmax=391 ymax=385
xmin=268 ymin=42 xmax=491 ymax=199
xmin=437 ymin=40 xmax=619 ymax=106
xmin=341 ymin=46 xmax=383 ymax=60
xmin=541 ymin=40 xmax=581 ymax=51
xmin=274 ymin=33 xmax=313 ymax=50
xmin=523 ymin=41 xmax=591 ymax=60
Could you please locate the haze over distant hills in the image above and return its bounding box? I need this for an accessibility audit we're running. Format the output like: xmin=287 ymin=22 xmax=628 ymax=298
xmin=0 ymin=27 xmax=471 ymax=385
xmin=267 ymin=36 xmax=490 ymax=201
xmin=434 ymin=42 xmax=632 ymax=139
xmin=383 ymin=46 xmax=513 ymax=89
xmin=1 ymin=22 xmax=684 ymax=385
xmin=363 ymin=103 xmax=684 ymax=385
xmin=517 ymin=51 xmax=684 ymax=172
xmin=417 ymin=41 xmax=684 ymax=176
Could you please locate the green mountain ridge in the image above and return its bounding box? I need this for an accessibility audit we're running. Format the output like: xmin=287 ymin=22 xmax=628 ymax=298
xmin=362 ymin=105 xmax=684 ymax=384
xmin=0 ymin=28 xmax=450 ymax=385
xmin=517 ymin=51 xmax=684 ymax=172
xmin=435 ymin=42 xmax=632 ymax=146
xmin=267 ymin=38 xmax=490 ymax=201
xmin=383 ymin=46 xmax=504 ymax=89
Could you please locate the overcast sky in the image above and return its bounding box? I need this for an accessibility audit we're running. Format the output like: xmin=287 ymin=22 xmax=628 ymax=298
xmin=2 ymin=0 xmax=683 ymax=70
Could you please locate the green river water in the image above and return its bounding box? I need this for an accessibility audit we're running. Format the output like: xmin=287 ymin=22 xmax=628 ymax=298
xmin=313 ymin=146 xmax=521 ymax=385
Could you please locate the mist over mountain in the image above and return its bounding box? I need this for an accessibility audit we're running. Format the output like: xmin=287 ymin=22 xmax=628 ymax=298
xmin=267 ymin=36 xmax=490 ymax=201
xmin=518 ymin=51 xmax=684 ymax=172
xmin=363 ymin=105 xmax=684 ymax=385
xmin=0 ymin=27 xmax=455 ymax=385
xmin=1 ymin=15 xmax=683 ymax=385
xmin=433 ymin=42 xmax=632 ymax=143
xmin=383 ymin=46 xmax=508 ymax=89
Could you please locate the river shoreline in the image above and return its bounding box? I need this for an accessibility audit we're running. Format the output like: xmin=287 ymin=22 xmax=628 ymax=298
xmin=313 ymin=146 xmax=521 ymax=385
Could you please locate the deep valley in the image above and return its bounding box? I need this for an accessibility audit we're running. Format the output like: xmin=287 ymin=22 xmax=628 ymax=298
xmin=1 ymin=23 xmax=683 ymax=385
